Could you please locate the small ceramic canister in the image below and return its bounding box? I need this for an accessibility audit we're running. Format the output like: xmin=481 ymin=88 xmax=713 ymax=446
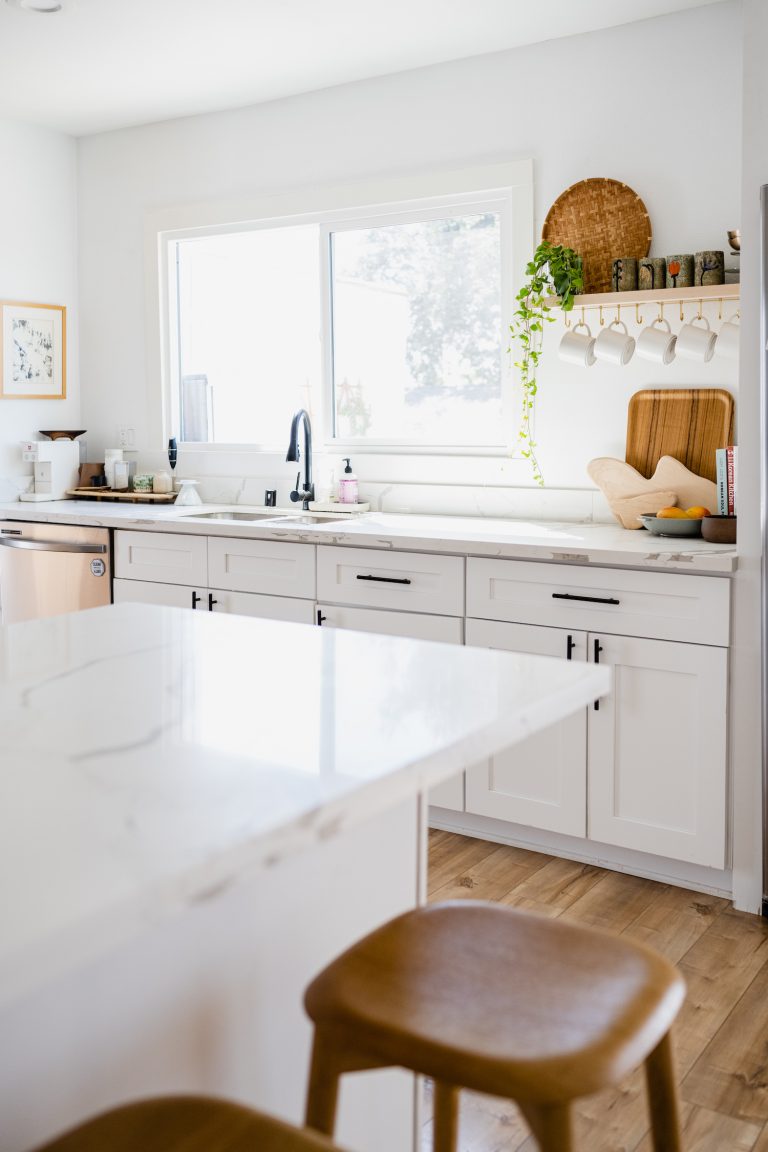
xmin=665 ymin=254 xmax=694 ymax=288
xmin=636 ymin=317 xmax=677 ymax=364
xmin=715 ymin=313 xmax=740 ymax=360
xmin=695 ymin=250 xmax=725 ymax=286
xmin=594 ymin=319 xmax=635 ymax=365
xmin=611 ymin=257 xmax=638 ymax=292
xmin=676 ymin=316 xmax=716 ymax=362
xmin=558 ymin=321 xmax=596 ymax=366
xmin=638 ymin=257 xmax=666 ymax=291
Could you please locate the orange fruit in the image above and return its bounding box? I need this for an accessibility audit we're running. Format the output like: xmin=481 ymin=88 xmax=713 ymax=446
xmin=684 ymin=506 xmax=711 ymax=518
xmin=656 ymin=506 xmax=688 ymax=519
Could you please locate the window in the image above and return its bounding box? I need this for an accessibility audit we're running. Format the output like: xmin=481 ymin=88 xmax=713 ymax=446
xmin=162 ymin=162 xmax=531 ymax=454
xmin=327 ymin=209 xmax=503 ymax=446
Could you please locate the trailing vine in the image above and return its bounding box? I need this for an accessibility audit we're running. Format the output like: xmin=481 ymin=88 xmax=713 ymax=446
xmin=510 ymin=241 xmax=583 ymax=485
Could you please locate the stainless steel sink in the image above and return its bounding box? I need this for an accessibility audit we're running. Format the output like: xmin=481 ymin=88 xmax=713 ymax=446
xmin=182 ymin=511 xmax=282 ymax=521
xmin=268 ymin=515 xmax=348 ymax=525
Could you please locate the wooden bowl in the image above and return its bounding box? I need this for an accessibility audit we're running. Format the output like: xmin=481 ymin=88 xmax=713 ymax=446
xmin=701 ymin=515 xmax=737 ymax=544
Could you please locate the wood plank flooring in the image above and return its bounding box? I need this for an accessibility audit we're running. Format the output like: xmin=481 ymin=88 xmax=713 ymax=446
xmin=424 ymin=830 xmax=768 ymax=1152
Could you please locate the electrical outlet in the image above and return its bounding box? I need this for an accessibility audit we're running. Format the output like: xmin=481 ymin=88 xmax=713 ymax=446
xmin=117 ymin=425 xmax=136 ymax=448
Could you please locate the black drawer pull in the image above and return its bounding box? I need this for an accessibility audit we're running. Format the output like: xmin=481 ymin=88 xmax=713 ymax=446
xmin=566 ymin=634 xmax=575 ymax=660
xmin=191 ymin=591 xmax=202 ymax=608
xmin=552 ymin=592 xmax=620 ymax=605
xmin=317 ymin=610 xmax=327 ymax=626
xmin=594 ymin=639 xmax=604 ymax=710
xmin=356 ymin=574 xmax=412 ymax=585
xmin=208 ymin=593 xmax=218 ymax=611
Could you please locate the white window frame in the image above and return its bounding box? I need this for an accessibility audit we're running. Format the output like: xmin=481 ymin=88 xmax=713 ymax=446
xmin=147 ymin=160 xmax=533 ymax=459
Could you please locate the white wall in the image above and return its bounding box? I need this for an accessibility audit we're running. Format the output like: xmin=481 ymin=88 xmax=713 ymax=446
xmin=77 ymin=1 xmax=742 ymax=501
xmin=0 ymin=119 xmax=79 ymax=492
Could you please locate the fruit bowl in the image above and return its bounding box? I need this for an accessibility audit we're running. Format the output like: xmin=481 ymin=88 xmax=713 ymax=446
xmin=639 ymin=514 xmax=702 ymax=537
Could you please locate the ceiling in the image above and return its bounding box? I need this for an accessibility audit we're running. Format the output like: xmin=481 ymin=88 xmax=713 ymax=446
xmin=0 ymin=0 xmax=724 ymax=137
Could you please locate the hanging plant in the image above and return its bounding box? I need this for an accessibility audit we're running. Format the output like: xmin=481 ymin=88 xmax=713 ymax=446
xmin=510 ymin=241 xmax=584 ymax=485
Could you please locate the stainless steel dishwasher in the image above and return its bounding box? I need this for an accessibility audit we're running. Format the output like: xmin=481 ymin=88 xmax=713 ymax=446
xmin=0 ymin=520 xmax=111 ymax=623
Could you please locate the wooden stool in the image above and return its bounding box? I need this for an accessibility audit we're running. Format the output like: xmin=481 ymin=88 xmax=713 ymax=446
xmin=304 ymin=901 xmax=685 ymax=1152
xmin=30 ymin=1095 xmax=345 ymax=1152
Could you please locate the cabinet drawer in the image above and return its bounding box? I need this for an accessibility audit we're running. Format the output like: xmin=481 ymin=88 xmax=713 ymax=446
xmin=467 ymin=558 xmax=729 ymax=646
xmin=115 ymin=531 xmax=207 ymax=587
xmin=208 ymin=536 xmax=315 ymax=599
xmin=317 ymin=546 xmax=464 ymax=616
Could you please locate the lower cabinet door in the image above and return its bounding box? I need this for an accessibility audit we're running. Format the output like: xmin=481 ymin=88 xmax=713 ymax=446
xmin=317 ymin=603 xmax=465 ymax=811
xmin=464 ymin=618 xmax=588 ymax=836
xmin=113 ymin=578 xmax=206 ymax=610
xmin=588 ymin=633 xmax=728 ymax=867
xmin=210 ymin=589 xmax=316 ymax=624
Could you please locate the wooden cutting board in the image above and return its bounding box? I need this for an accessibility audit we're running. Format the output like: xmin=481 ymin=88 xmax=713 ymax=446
xmin=625 ymin=388 xmax=734 ymax=483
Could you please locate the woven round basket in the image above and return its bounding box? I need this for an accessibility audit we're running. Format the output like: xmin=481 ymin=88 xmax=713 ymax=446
xmin=542 ymin=178 xmax=652 ymax=294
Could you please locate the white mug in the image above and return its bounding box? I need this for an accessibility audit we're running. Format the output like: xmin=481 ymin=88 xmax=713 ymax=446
xmin=676 ymin=316 xmax=716 ymax=362
xmin=594 ymin=319 xmax=635 ymax=365
xmin=558 ymin=321 xmax=596 ymax=367
xmin=714 ymin=314 xmax=740 ymax=360
xmin=636 ymin=317 xmax=677 ymax=365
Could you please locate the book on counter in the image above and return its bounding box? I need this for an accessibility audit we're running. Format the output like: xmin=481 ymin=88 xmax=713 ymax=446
xmin=715 ymin=446 xmax=738 ymax=515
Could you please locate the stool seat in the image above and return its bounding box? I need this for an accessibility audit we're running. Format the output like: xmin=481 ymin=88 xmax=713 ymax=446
xmin=31 ymin=1096 xmax=345 ymax=1152
xmin=304 ymin=901 xmax=685 ymax=1151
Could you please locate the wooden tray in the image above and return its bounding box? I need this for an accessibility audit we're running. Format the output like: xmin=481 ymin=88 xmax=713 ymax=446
xmin=67 ymin=489 xmax=177 ymax=503
xmin=625 ymin=389 xmax=734 ymax=484
xmin=542 ymin=178 xmax=651 ymax=294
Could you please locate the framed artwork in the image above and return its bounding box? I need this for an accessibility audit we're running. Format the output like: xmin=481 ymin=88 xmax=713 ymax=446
xmin=0 ymin=300 xmax=66 ymax=399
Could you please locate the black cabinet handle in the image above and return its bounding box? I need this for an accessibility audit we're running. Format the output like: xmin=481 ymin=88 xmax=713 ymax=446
xmin=356 ymin=574 xmax=412 ymax=585
xmin=208 ymin=594 xmax=218 ymax=611
xmin=594 ymin=638 xmax=603 ymax=710
xmin=191 ymin=591 xmax=202 ymax=608
xmin=317 ymin=610 xmax=327 ymax=626
xmin=566 ymin=634 xmax=575 ymax=660
xmin=552 ymin=592 xmax=620 ymax=605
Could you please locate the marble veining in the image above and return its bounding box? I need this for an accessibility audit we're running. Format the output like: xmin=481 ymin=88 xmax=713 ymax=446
xmin=0 ymin=602 xmax=608 ymax=1009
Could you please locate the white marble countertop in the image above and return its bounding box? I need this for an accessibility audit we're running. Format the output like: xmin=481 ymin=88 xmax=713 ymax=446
xmin=0 ymin=602 xmax=608 ymax=1009
xmin=0 ymin=500 xmax=737 ymax=573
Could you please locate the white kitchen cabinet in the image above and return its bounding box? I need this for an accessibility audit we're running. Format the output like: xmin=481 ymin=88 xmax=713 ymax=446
xmin=114 ymin=578 xmax=316 ymax=623
xmin=588 ymin=632 xmax=727 ymax=868
xmin=114 ymin=531 xmax=315 ymax=623
xmin=317 ymin=603 xmax=463 ymax=643
xmin=317 ymin=545 xmax=464 ymax=617
xmin=208 ymin=536 xmax=315 ymax=600
xmin=316 ymin=552 xmax=465 ymax=812
xmin=115 ymin=531 xmax=207 ymax=588
xmin=464 ymin=619 xmax=587 ymax=836
xmin=113 ymin=577 xmax=206 ymax=611
xmin=464 ymin=558 xmax=730 ymax=868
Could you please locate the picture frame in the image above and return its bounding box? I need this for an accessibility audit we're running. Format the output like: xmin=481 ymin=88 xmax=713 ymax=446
xmin=0 ymin=300 xmax=66 ymax=399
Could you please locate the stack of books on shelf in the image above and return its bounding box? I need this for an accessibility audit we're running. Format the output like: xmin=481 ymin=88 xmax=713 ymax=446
xmin=715 ymin=446 xmax=738 ymax=515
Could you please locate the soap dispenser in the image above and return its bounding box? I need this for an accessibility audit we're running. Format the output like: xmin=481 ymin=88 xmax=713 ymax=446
xmin=338 ymin=458 xmax=358 ymax=505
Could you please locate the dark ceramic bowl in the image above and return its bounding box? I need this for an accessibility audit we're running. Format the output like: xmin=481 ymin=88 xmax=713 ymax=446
xmin=639 ymin=514 xmax=702 ymax=537
xmin=701 ymin=515 xmax=737 ymax=544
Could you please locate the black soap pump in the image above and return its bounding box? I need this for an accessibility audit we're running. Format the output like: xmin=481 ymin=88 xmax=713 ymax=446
xmin=339 ymin=457 xmax=358 ymax=505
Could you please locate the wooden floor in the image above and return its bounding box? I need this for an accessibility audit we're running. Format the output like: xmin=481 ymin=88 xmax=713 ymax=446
xmin=424 ymin=830 xmax=768 ymax=1152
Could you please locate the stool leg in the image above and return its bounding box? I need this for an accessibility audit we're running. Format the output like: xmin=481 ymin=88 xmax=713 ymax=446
xmin=519 ymin=1102 xmax=573 ymax=1152
xmin=644 ymin=1031 xmax=682 ymax=1152
xmin=305 ymin=1031 xmax=343 ymax=1136
xmin=432 ymin=1081 xmax=459 ymax=1152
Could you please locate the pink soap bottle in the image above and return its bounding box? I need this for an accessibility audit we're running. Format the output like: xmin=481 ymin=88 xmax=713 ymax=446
xmin=338 ymin=457 xmax=358 ymax=505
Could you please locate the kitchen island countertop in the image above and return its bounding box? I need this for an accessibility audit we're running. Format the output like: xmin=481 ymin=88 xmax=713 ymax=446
xmin=0 ymin=602 xmax=607 ymax=1152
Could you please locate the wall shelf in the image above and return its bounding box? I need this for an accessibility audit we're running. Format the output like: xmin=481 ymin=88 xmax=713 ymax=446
xmin=546 ymin=283 xmax=740 ymax=310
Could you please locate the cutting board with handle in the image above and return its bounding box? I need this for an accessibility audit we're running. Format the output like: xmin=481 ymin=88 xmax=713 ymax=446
xmin=625 ymin=388 xmax=734 ymax=484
